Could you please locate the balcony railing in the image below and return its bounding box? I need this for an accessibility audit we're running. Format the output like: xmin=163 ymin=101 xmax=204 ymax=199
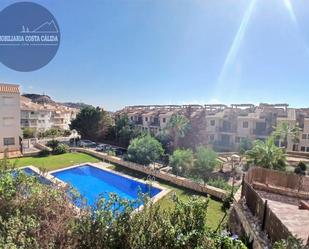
xmin=150 ymin=121 xmax=160 ymax=127
xmin=134 ymin=120 xmax=143 ymax=125
xmin=219 ymin=127 xmax=236 ymax=133
xmin=253 ymin=128 xmax=272 ymax=136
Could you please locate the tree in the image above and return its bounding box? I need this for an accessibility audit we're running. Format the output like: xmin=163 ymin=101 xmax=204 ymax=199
xmin=70 ymin=106 xmax=112 ymax=141
xmin=169 ymin=149 xmax=194 ymax=176
xmin=126 ymin=135 xmax=164 ymax=165
xmin=110 ymin=114 xmax=142 ymax=147
xmin=272 ymin=122 xmax=301 ymax=150
xmin=22 ymin=128 xmax=36 ymax=139
xmin=239 ymin=137 xmax=253 ymax=155
xmin=155 ymin=131 xmax=172 ymax=154
xmin=194 ymin=146 xmax=219 ymax=183
xmin=166 ymin=114 xmax=190 ymax=149
xmin=246 ymin=138 xmax=286 ymax=171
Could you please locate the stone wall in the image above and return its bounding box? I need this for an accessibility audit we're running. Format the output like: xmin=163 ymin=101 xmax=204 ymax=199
xmin=74 ymin=148 xmax=228 ymax=200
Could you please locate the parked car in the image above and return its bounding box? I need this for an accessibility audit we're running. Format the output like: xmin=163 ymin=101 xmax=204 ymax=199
xmin=114 ymin=148 xmax=126 ymax=156
xmin=79 ymin=140 xmax=96 ymax=147
xmin=95 ymin=143 xmax=108 ymax=151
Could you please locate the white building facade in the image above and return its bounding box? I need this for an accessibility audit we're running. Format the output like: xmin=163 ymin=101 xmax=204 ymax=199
xmin=0 ymin=83 xmax=21 ymax=153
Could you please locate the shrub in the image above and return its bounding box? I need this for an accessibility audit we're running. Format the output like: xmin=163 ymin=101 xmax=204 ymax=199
xmin=53 ymin=144 xmax=69 ymax=155
xmin=0 ymin=163 xmax=248 ymax=249
xmin=298 ymin=161 xmax=307 ymax=171
xmin=46 ymin=139 xmax=60 ymax=150
xmin=169 ymin=149 xmax=194 ymax=176
xmin=22 ymin=127 xmax=36 ymax=139
xmin=38 ymin=149 xmax=50 ymax=157
xmin=127 ymin=135 xmax=164 ymax=165
xmin=62 ymin=129 xmax=72 ymax=137
xmin=194 ymin=146 xmax=219 ymax=183
xmin=107 ymin=149 xmax=116 ymax=156
xmin=0 ymin=169 xmax=79 ymax=248
xmin=273 ymin=237 xmax=304 ymax=249
xmin=207 ymin=178 xmax=232 ymax=191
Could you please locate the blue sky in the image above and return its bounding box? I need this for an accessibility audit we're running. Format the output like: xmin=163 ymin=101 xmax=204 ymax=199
xmin=1 ymin=0 xmax=309 ymax=111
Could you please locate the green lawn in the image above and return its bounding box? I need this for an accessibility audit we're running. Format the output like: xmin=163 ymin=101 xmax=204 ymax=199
xmin=10 ymin=152 xmax=100 ymax=171
xmin=106 ymin=165 xmax=226 ymax=229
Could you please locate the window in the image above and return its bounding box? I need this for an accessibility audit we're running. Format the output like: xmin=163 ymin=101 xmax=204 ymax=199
xmin=3 ymin=137 xmax=15 ymax=146
xmin=209 ymin=134 xmax=214 ymax=141
xmin=210 ymin=120 xmax=215 ymax=126
xmin=145 ymin=117 xmax=148 ymax=122
xmin=306 ymin=147 xmax=309 ymax=152
xmin=235 ymin=137 xmax=240 ymax=143
xmin=130 ymin=116 xmax=133 ymax=121
xmin=162 ymin=118 xmax=166 ymax=123
xmin=301 ymin=146 xmax=306 ymax=152
xmin=302 ymin=134 xmax=307 ymax=139
xmin=243 ymin=121 xmax=249 ymax=128
xmin=292 ymin=144 xmax=298 ymax=151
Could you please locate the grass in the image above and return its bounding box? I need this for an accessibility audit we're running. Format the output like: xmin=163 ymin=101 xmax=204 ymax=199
xmin=9 ymin=152 xmax=100 ymax=171
xmin=106 ymin=164 xmax=226 ymax=229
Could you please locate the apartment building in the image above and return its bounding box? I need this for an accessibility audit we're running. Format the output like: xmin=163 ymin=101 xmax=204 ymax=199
xmin=0 ymin=83 xmax=21 ymax=153
xmin=21 ymin=96 xmax=78 ymax=132
xmin=124 ymin=105 xmax=181 ymax=134
xmin=118 ymin=103 xmax=307 ymax=152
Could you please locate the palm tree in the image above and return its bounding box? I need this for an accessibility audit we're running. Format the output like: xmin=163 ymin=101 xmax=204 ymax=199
xmin=166 ymin=114 xmax=190 ymax=149
xmin=272 ymin=122 xmax=301 ymax=150
xmin=246 ymin=137 xmax=286 ymax=171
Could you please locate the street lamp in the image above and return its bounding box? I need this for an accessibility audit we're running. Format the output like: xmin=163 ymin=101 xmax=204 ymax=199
xmin=71 ymin=129 xmax=78 ymax=152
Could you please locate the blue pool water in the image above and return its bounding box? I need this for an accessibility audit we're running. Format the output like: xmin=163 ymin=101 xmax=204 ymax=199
xmin=51 ymin=164 xmax=161 ymax=206
xmin=19 ymin=167 xmax=52 ymax=185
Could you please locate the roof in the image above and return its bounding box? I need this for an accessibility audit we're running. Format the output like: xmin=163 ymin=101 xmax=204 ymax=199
xmin=277 ymin=108 xmax=296 ymax=121
xmin=20 ymin=96 xmax=78 ymax=113
xmin=0 ymin=83 xmax=19 ymax=94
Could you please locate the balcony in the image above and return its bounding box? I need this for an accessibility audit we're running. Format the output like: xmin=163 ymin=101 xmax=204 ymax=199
xmin=213 ymin=140 xmax=234 ymax=151
xmin=21 ymin=113 xmax=39 ymax=119
xmin=134 ymin=119 xmax=143 ymax=125
xmin=253 ymin=128 xmax=272 ymax=136
xmin=219 ymin=127 xmax=236 ymax=133
xmin=150 ymin=121 xmax=160 ymax=127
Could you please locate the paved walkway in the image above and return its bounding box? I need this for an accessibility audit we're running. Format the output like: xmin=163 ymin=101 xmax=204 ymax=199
xmin=258 ymin=190 xmax=309 ymax=244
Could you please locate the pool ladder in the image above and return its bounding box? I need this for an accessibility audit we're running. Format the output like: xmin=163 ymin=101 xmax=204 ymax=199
xmin=147 ymin=175 xmax=155 ymax=183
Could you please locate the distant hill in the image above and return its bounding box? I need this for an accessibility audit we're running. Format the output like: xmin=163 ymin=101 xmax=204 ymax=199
xmin=22 ymin=93 xmax=92 ymax=110
xmin=61 ymin=102 xmax=92 ymax=109
xmin=23 ymin=94 xmax=56 ymax=105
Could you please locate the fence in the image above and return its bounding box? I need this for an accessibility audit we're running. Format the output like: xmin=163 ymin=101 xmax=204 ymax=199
xmin=245 ymin=167 xmax=309 ymax=194
xmin=241 ymin=167 xmax=306 ymax=244
xmin=74 ymin=148 xmax=228 ymax=200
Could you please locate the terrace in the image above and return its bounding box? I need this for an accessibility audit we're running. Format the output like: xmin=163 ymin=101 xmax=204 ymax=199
xmin=241 ymin=167 xmax=309 ymax=246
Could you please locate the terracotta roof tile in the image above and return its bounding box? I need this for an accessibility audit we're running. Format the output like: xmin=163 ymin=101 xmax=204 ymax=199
xmin=0 ymin=83 xmax=19 ymax=94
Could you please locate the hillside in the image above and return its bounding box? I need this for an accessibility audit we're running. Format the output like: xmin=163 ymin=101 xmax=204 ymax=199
xmin=22 ymin=94 xmax=92 ymax=109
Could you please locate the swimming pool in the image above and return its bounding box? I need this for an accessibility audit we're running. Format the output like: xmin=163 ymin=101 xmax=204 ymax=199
xmin=16 ymin=167 xmax=52 ymax=185
xmin=51 ymin=164 xmax=162 ymax=206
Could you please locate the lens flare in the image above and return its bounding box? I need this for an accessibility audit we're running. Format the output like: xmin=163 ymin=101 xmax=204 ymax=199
xmin=283 ymin=0 xmax=297 ymax=23
xmin=216 ymin=0 xmax=256 ymax=86
xmin=283 ymin=0 xmax=309 ymax=56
